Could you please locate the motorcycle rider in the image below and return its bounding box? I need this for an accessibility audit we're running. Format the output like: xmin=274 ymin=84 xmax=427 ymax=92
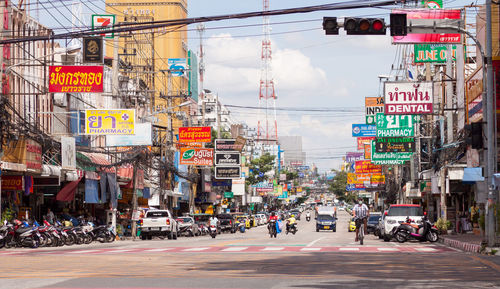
xmin=209 ymin=215 xmax=219 ymax=233
xmin=286 ymin=214 xmax=296 ymax=232
xmin=305 ymin=211 xmax=311 ymax=221
xmin=353 ymin=198 xmax=369 ymax=242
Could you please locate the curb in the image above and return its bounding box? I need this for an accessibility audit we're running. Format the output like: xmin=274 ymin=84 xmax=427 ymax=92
xmin=439 ymin=236 xmax=481 ymax=253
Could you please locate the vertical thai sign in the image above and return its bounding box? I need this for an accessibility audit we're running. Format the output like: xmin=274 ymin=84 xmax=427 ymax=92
xmin=365 ymin=97 xmax=384 ymax=124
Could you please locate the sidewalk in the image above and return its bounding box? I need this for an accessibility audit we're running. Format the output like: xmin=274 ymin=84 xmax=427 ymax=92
xmin=439 ymin=233 xmax=483 ymax=253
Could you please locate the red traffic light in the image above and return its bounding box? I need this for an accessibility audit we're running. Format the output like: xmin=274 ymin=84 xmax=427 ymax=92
xmin=344 ymin=17 xmax=386 ymax=35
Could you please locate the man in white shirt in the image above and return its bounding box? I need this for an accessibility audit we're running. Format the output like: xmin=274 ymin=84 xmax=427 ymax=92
xmin=353 ymin=198 xmax=369 ymax=242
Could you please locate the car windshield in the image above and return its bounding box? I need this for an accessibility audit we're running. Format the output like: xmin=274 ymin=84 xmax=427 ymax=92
xmin=146 ymin=211 xmax=168 ymax=218
xmin=318 ymin=215 xmax=334 ymax=221
xmin=388 ymin=206 xmax=423 ymax=216
xmin=368 ymin=215 xmax=381 ymax=222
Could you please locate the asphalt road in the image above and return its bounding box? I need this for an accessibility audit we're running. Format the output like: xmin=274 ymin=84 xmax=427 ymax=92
xmin=2 ymin=210 xmax=500 ymax=289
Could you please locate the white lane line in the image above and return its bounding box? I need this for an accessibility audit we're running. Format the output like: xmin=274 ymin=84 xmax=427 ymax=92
xmin=68 ymin=250 xmax=101 ymax=254
xmin=145 ymin=248 xmax=173 ymax=252
xmin=108 ymin=249 xmax=133 ymax=253
xmin=339 ymin=247 xmax=359 ymax=251
xmin=222 ymin=247 xmax=248 ymax=252
xmin=377 ymin=247 xmax=399 ymax=252
xmin=262 ymin=247 xmax=285 ymax=251
xmin=183 ymin=247 xmax=210 ymax=252
xmin=301 ymin=247 xmax=322 ymax=251
xmin=306 ymin=237 xmax=326 ymax=247
xmin=415 ymin=247 xmax=437 ymax=252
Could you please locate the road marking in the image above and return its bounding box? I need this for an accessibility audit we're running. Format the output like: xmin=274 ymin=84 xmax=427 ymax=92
xmin=415 ymin=247 xmax=437 ymax=252
xmin=68 ymin=250 xmax=101 ymax=254
xmin=262 ymin=247 xmax=285 ymax=251
xmin=145 ymin=248 xmax=173 ymax=252
xmin=183 ymin=247 xmax=210 ymax=252
xmin=306 ymin=237 xmax=326 ymax=247
xmin=339 ymin=247 xmax=359 ymax=251
xmin=222 ymin=247 xmax=248 ymax=252
xmin=301 ymin=247 xmax=322 ymax=251
xmin=107 ymin=249 xmax=133 ymax=253
xmin=377 ymin=247 xmax=399 ymax=251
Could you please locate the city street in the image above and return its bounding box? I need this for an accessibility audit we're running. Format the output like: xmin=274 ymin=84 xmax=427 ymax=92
xmin=2 ymin=211 xmax=500 ymax=289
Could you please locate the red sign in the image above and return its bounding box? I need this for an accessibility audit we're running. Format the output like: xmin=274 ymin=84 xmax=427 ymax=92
xmin=392 ymin=9 xmax=462 ymax=44
xmin=49 ymin=66 xmax=104 ymax=93
xmin=355 ymin=160 xmax=382 ymax=174
xmin=357 ymin=137 xmax=375 ymax=150
xmin=1 ymin=175 xmax=23 ymax=190
xmin=178 ymin=127 xmax=211 ymax=143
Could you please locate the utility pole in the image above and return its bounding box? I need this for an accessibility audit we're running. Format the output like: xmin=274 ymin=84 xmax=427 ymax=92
xmin=485 ymin=0 xmax=496 ymax=247
xmin=216 ymin=94 xmax=221 ymax=138
xmin=131 ymin=160 xmax=138 ymax=240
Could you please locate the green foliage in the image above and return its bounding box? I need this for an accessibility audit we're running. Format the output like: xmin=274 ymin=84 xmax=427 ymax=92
xmin=246 ymin=153 xmax=276 ymax=186
xmin=435 ymin=218 xmax=449 ymax=232
xmin=329 ymin=170 xmax=347 ymax=198
xmin=479 ymin=212 xmax=486 ymax=231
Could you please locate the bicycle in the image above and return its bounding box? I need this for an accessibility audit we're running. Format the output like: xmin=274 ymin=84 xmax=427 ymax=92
xmin=355 ymin=217 xmax=367 ymax=245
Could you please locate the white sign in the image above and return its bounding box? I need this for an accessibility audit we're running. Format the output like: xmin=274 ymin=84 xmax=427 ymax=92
xmin=384 ymin=82 xmax=433 ymax=115
xmin=106 ymin=123 xmax=152 ymax=147
xmin=61 ymin=137 xmax=76 ymax=170
xmin=91 ymin=15 xmax=115 ymax=39
xmin=232 ymin=178 xmax=245 ymax=196
xmin=168 ymin=58 xmax=187 ymax=77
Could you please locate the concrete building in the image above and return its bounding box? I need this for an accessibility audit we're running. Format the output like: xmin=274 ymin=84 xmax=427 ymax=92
xmin=278 ymin=136 xmax=306 ymax=168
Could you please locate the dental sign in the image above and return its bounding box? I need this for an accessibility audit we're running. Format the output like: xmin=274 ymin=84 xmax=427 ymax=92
xmin=85 ymin=109 xmax=135 ymax=135
xmin=384 ymin=82 xmax=433 ymax=115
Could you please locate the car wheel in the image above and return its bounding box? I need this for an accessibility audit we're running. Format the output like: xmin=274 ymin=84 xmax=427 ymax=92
xmin=332 ymin=228 xmax=336 ymax=232
xmin=173 ymin=232 xmax=178 ymax=240
xmin=316 ymin=228 xmax=319 ymax=232
xmin=383 ymin=234 xmax=391 ymax=242
xmin=168 ymin=232 xmax=173 ymax=240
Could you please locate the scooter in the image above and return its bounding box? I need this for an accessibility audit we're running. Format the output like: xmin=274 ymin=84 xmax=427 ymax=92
xmin=392 ymin=214 xmax=439 ymax=243
xmin=209 ymin=225 xmax=217 ymax=239
xmin=268 ymin=220 xmax=277 ymax=238
xmin=286 ymin=221 xmax=297 ymax=235
xmin=306 ymin=213 xmax=311 ymax=222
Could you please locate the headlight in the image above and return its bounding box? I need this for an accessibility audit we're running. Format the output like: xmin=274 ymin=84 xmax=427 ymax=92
xmin=387 ymin=219 xmax=397 ymax=224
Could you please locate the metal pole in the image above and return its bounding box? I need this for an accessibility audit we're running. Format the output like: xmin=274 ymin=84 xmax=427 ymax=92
xmin=130 ymin=161 xmax=138 ymax=240
xmin=485 ymin=0 xmax=496 ymax=247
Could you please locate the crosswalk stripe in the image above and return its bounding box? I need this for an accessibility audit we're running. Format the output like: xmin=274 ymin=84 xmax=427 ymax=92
xmin=145 ymin=248 xmax=173 ymax=252
xmin=108 ymin=249 xmax=133 ymax=253
xmin=301 ymin=247 xmax=322 ymax=251
xmin=339 ymin=247 xmax=359 ymax=251
xmin=68 ymin=250 xmax=101 ymax=254
xmin=183 ymin=247 xmax=210 ymax=252
xmin=222 ymin=247 xmax=248 ymax=252
xmin=377 ymin=247 xmax=399 ymax=251
xmin=262 ymin=247 xmax=285 ymax=251
xmin=415 ymin=247 xmax=437 ymax=252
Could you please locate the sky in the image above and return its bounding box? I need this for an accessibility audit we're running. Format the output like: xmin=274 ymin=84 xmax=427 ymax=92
xmin=29 ymin=0 xmax=477 ymax=173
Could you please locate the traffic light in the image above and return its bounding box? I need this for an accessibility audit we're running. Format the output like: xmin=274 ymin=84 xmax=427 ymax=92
xmin=465 ymin=122 xmax=483 ymax=149
xmin=322 ymin=17 xmax=339 ymax=35
xmin=390 ymin=13 xmax=407 ymax=36
xmin=344 ymin=17 xmax=386 ymax=35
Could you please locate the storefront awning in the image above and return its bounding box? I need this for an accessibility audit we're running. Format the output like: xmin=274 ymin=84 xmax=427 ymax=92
xmin=79 ymin=152 xmax=115 ymax=173
xmin=56 ymin=177 xmax=83 ymax=202
xmin=41 ymin=164 xmax=61 ymax=177
xmin=463 ymin=167 xmax=484 ymax=183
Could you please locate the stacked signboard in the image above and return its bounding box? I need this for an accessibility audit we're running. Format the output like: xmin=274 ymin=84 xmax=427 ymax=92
xmin=214 ymin=139 xmax=243 ymax=179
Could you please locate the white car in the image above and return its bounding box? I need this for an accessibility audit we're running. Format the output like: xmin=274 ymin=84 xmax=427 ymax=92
xmin=256 ymin=214 xmax=267 ymax=225
xmin=381 ymin=204 xmax=424 ymax=242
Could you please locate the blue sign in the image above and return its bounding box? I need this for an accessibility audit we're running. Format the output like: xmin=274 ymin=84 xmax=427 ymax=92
xmin=168 ymin=58 xmax=187 ymax=76
xmin=352 ymin=124 xmax=376 ymax=137
xmin=346 ymin=184 xmax=365 ymax=191
xmin=212 ymin=180 xmax=232 ymax=187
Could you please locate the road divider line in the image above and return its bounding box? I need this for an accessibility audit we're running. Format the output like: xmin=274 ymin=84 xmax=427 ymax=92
xmin=377 ymin=247 xmax=399 ymax=251
xmin=107 ymin=249 xmax=133 ymax=253
xmin=339 ymin=247 xmax=359 ymax=251
xmin=415 ymin=247 xmax=437 ymax=252
xmin=301 ymin=247 xmax=322 ymax=251
xmin=306 ymin=237 xmax=326 ymax=247
xmin=183 ymin=247 xmax=210 ymax=252
xmin=68 ymin=250 xmax=102 ymax=254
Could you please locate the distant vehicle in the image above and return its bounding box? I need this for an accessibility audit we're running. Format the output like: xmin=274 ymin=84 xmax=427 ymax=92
xmin=381 ymin=204 xmax=424 ymax=242
xmin=367 ymin=213 xmax=382 ymax=234
xmin=216 ymin=214 xmax=237 ymax=233
xmin=316 ymin=214 xmax=337 ymax=232
xmin=139 ymin=210 xmax=178 ymax=240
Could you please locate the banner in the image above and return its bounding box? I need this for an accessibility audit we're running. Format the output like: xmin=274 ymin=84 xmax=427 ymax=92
xmin=347 ymin=173 xmax=371 ymax=185
xmin=375 ymin=138 xmax=415 ymax=153
xmin=371 ymin=174 xmax=386 ymax=185
xmin=384 ymin=82 xmax=433 ymax=114
xmin=85 ymin=109 xmax=135 ymax=135
xmin=414 ymin=44 xmax=456 ymax=63
xmin=215 ymin=152 xmax=241 ymax=166
xmin=365 ymin=97 xmax=384 ymax=124
xmin=346 ymin=152 xmax=364 ymax=162
xmin=178 ymin=127 xmax=211 ymax=143
xmin=355 ymin=160 xmax=382 ymax=174
xmin=180 ymin=148 xmax=214 ymax=166
xmin=215 ymin=139 xmax=245 ymax=152
xmin=357 ymin=137 xmax=375 ymax=150
xmin=215 ymin=167 xmax=241 ymax=179
xmin=49 ymin=66 xmax=104 ymax=93
xmin=376 ymin=113 xmax=418 ymax=137
xmin=352 ymin=124 xmax=376 ymax=137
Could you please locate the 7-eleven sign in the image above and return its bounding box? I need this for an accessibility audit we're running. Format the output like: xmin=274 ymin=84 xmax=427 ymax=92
xmin=92 ymin=15 xmax=116 ymax=39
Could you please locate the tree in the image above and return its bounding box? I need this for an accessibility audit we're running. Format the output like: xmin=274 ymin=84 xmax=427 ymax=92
xmin=246 ymin=153 xmax=276 ymax=186
xmin=329 ymin=170 xmax=347 ymax=198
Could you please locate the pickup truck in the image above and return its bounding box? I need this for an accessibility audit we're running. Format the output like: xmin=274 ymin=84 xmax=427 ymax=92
xmin=216 ymin=214 xmax=237 ymax=233
xmin=139 ymin=209 xmax=178 ymax=240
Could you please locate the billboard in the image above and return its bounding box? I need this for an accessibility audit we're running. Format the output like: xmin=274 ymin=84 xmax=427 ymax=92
xmin=215 ymin=152 xmax=241 ymax=166
xmin=384 ymin=82 xmax=433 ymax=114
xmin=215 ymin=139 xmax=245 ymax=152
xmin=376 ymin=113 xmax=418 ymax=137
xmin=352 ymin=124 xmax=377 ymax=137
xmin=179 ymin=148 xmax=214 ymax=166
xmin=85 ymin=109 xmax=135 ymax=135
xmin=466 ymin=68 xmax=483 ymax=123
xmin=49 ymin=66 xmax=104 ymax=93
xmin=365 ymin=97 xmax=384 ymax=125
xmin=178 ymin=127 xmax=211 ymax=143
xmin=370 ymin=140 xmax=413 ymax=164
xmin=355 ymin=160 xmax=382 ymax=174
xmin=215 ymin=167 xmax=242 ymax=179
xmin=357 ymin=137 xmax=375 ymax=150
xmin=414 ymin=44 xmax=456 ymax=63
xmin=346 ymin=152 xmax=364 ymax=162
xmin=375 ymin=138 xmax=415 ymax=153
xmin=106 ymin=122 xmax=152 ymax=146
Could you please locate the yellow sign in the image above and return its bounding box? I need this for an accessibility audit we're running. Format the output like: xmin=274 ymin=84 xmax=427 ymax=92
xmin=85 ymin=109 xmax=135 ymax=135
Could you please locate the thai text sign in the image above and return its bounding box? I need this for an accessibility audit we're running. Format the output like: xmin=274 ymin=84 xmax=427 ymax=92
xmin=376 ymin=113 xmax=418 ymax=137
xmin=371 ymin=174 xmax=386 ymax=185
xmin=49 ymin=66 xmax=104 ymax=93
xmin=1 ymin=175 xmax=23 ymax=190
xmin=352 ymin=124 xmax=376 ymax=137
xmin=215 ymin=139 xmax=244 ymax=152
xmin=85 ymin=109 xmax=135 ymax=135
xmin=347 ymin=173 xmax=371 ymax=185
xmin=365 ymin=97 xmax=384 ymax=125
xmin=384 ymin=82 xmax=433 ymax=114
xmin=346 ymin=152 xmax=364 ymax=162
xmin=357 ymin=137 xmax=375 ymax=150
xmin=414 ymin=44 xmax=456 ymax=63
xmin=180 ymin=148 xmax=214 ymax=166
xmin=371 ymin=140 xmax=413 ymax=164
xmin=355 ymin=160 xmax=382 ymax=174
xmin=375 ymin=138 xmax=415 ymax=153
xmin=179 ymin=127 xmax=211 ymax=143
xmin=215 ymin=153 xmax=241 ymax=166
xmin=364 ymin=144 xmax=371 ymax=160
xmin=215 ymin=167 xmax=241 ymax=179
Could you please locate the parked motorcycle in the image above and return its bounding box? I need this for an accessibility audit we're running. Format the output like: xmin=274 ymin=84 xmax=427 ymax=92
xmin=392 ymin=214 xmax=439 ymax=243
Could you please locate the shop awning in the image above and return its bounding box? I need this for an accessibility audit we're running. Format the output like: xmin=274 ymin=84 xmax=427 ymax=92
xmin=41 ymin=164 xmax=61 ymax=177
xmin=56 ymin=177 xmax=83 ymax=202
xmin=448 ymin=165 xmax=466 ymax=180
xmin=79 ymin=152 xmax=115 ymax=173
xmin=463 ymin=167 xmax=484 ymax=183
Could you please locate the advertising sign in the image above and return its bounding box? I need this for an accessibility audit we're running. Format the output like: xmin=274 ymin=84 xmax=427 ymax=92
xmin=364 ymin=143 xmax=372 ymax=160
xmin=371 ymin=174 xmax=386 ymax=185
xmin=178 ymin=127 xmax=211 ymax=143
xmin=421 ymin=0 xmax=443 ymax=8
xmin=346 ymin=184 xmax=365 ymax=191
xmin=371 ymin=140 xmax=413 ymax=164
xmin=106 ymin=122 xmax=152 ymax=146
xmin=83 ymin=37 xmax=103 ymax=63
xmin=49 ymin=66 xmax=104 ymax=93
xmin=61 ymin=137 xmax=76 ymax=170
xmin=215 ymin=167 xmax=241 ymax=179
xmin=168 ymin=58 xmax=187 ymax=77
xmin=215 ymin=139 xmax=245 ymax=152
xmin=384 ymin=82 xmax=433 ymax=114
xmin=375 ymin=138 xmax=415 ymax=153
xmin=355 ymin=160 xmax=382 ymax=174
xmin=414 ymin=44 xmax=456 ymax=63
xmin=346 ymin=152 xmax=364 ymax=162
xmin=466 ymin=68 xmax=483 ymax=123
xmin=365 ymin=97 xmax=384 ymax=125
xmin=347 ymin=173 xmax=371 ymax=185
xmin=357 ymin=137 xmax=375 ymax=150
xmin=376 ymin=113 xmax=418 ymax=137
xmin=85 ymin=109 xmax=135 ymax=135
xmin=352 ymin=124 xmax=376 ymax=137
xmin=180 ymin=148 xmax=214 ymax=166
xmin=215 ymin=152 xmax=241 ymax=166
xmin=391 ymin=9 xmax=462 ymax=44
xmin=1 ymin=175 xmax=23 ymax=190
xmin=91 ymin=14 xmax=115 ymax=38
xmin=255 ymin=182 xmax=274 ymax=192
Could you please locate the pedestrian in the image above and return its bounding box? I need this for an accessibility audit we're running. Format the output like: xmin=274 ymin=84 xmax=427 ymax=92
xmin=469 ymin=202 xmax=479 ymax=227
xmin=46 ymin=208 xmax=55 ymax=224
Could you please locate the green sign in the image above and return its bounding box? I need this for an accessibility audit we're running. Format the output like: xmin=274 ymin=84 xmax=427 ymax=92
xmin=376 ymin=113 xmax=418 ymax=137
xmin=224 ymin=192 xmax=234 ymax=198
xmin=414 ymin=44 xmax=456 ymax=63
xmin=421 ymin=0 xmax=443 ymax=8
xmin=371 ymin=140 xmax=413 ymax=164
